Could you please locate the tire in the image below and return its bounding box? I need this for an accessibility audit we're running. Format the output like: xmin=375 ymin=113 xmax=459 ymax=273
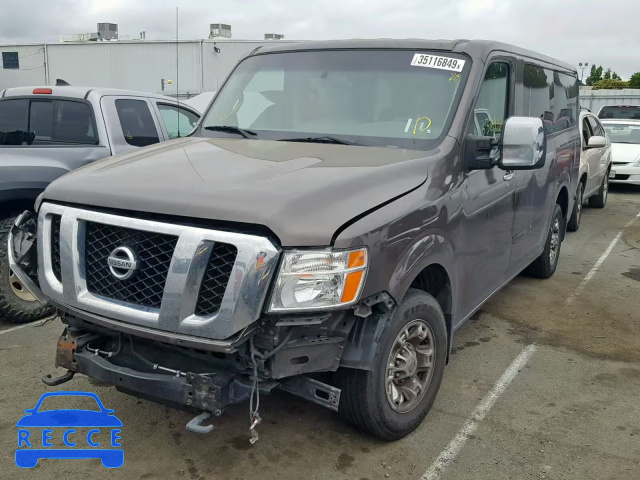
xmin=588 ymin=172 xmax=608 ymax=208
xmin=567 ymin=182 xmax=584 ymax=232
xmin=525 ymin=204 xmax=563 ymax=279
xmin=0 ymin=215 xmax=53 ymax=323
xmin=336 ymin=289 xmax=447 ymax=441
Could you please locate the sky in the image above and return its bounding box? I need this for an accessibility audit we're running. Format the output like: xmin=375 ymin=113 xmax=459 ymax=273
xmin=1 ymin=0 xmax=639 ymax=79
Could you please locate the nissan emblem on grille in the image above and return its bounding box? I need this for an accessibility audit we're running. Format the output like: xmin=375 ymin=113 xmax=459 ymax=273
xmin=107 ymin=246 xmax=138 ymax=280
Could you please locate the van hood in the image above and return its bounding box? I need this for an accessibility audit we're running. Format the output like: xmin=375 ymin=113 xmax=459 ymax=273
xmin=611 ymin=143 xmax=640 ymax=164
xmin=43 ymin=137 xmax=435 ymax=246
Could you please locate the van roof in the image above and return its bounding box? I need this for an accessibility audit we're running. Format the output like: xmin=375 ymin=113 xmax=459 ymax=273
xmin=253 ymin=38 xmax=577 ymax=74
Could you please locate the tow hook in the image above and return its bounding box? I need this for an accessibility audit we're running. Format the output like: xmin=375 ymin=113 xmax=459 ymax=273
xmin=42 ymin=370 xmax=75 ymax=386
xmin=185 ymin=412 xmax=214 ymax=434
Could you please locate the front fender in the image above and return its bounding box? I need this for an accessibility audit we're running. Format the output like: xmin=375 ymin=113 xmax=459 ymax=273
xmin=333 ymin=185 xmax=458 ymax=312
xmin=387 ymin=232 xmax=456 ymax=304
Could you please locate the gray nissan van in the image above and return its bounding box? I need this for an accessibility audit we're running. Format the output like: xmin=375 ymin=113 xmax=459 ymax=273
xmin=10 ymin=39 xmax=579 ymax=441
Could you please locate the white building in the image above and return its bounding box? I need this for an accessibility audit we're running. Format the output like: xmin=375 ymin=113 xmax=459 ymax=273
xmin=0 ymin=39 xmax=300 ymax=98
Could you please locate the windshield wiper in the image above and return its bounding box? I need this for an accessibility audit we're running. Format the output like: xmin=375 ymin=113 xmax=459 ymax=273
xmin=204 ymin=125 xmax=257 ymax=139
xmin=278 ymin=136 xmax=354 ymax=145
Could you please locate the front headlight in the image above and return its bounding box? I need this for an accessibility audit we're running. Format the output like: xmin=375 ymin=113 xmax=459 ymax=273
xmin=268 ymin=248 xmax=368 ymax=312
xmin=631 ymin=155 xmax=640 ymax=167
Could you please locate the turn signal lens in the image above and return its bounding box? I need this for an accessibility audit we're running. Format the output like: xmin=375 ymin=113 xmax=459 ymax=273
xmin=341 ymin=270 xmax=364 ymax=303
xmin=268 ymin=248 xmax=368 ymax=312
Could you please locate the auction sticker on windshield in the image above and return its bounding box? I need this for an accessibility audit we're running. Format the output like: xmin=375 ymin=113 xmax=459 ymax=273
xmin=410 ymin=54 xmax=465 ymax=72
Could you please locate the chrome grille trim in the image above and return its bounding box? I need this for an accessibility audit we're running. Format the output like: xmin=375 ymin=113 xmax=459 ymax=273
xmin=38 ymin=203 xmax=280 ymax=340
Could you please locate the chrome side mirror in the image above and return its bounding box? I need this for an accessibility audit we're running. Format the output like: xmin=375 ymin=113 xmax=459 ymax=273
xmin=498 ymin=117 xmax=546 ymax=170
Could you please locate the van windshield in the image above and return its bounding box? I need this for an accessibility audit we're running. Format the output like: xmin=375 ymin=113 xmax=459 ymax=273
xmin=201 ymin=49 xmax=469 ymax=149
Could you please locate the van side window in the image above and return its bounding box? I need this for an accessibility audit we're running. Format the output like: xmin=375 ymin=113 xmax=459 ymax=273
xmin=471 ymin=62 xmax=509 ymax=137
xmin=524 ymin=65 xmax=577 ymax=134
xmin=553 ymin=72 xmax=578 ymax=131
xmin=115 ymin=99 xmax=160 ymax=147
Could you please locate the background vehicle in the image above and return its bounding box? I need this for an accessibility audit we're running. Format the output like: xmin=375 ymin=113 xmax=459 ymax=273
xmin=0 ymin=85 xmax=201 ymax=323
xmin=598 ymin=105 xmax=640 ymax=120
xmin=567 ymin=111 xmax=612 ymax=231
xmin=602 ymin=119 xmax=640 ymax=186
xmin=10 ymin=40 xmax=579 ymax=441
xmin=184 ymin=91 xmax=216 ymax=114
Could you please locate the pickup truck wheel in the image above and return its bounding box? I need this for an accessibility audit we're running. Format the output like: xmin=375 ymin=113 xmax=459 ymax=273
xmin=0 ymin=215 xmax=53 ymax=323
xmin=525 ymin=204 xmax=563 ymax=279
xmin=567 ymin=182 xmax=583 ymax=232
xmin=336 ymin=289 xmax=447 ymax=441
xmin=588 ymin=173 xmax=608 ymax=208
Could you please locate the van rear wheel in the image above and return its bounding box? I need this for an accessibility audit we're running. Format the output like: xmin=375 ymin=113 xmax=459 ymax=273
xmin=0 ymin=215 xmax=53 ymax=323
xmin=336 ymin=289 xmax=447 ymax=441
xmin=525 ymin=204 xmax=563 ymax=279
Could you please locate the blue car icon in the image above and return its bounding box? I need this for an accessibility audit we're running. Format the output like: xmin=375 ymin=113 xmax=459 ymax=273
xmin=16 ymin=391 xmax=123 ymax=468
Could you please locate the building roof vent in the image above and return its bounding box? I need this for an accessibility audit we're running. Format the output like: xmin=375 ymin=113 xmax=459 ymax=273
xmin=264 ymin=33 xmax=285 ymax=40
xmin=97 ymin=23 xmax=118 ymax=40
xmin=209 ymin=24 xmax=232 ymax=39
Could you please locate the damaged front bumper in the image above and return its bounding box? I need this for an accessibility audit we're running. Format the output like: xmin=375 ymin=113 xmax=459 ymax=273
xmin=49 ymin=312 xmax=344 ymax=433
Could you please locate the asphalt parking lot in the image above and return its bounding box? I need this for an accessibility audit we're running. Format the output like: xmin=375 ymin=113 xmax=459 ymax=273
xmin=1 ymin=186 xmax=639 ymax=480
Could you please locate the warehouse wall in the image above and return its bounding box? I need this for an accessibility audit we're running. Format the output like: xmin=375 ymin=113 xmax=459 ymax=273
xmin=1 ymin=39 xmax=301 ymax=96
xmin=579 ymin=87 xmax=640 ymax=113
xmin=202 ymin=40 xmax=280 ymax=91
xmin=0 ymin=44 xmax=47 ymax=89
xmin=46 ymin=41 xmax=203 ymax=96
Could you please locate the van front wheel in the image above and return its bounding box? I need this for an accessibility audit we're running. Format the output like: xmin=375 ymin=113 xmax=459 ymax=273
xmin=337 ymin=289 xmax=447 ymax=441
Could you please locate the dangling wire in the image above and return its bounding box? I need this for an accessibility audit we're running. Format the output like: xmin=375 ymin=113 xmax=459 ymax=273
xmin=248 ymin=337 xmax=262 ymax=444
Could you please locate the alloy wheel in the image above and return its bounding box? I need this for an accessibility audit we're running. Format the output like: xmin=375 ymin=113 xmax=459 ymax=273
xmin=9 ymin=268 xmax=36 ymax=302
xmin=385 ymin=319 xmax=436 ymax=413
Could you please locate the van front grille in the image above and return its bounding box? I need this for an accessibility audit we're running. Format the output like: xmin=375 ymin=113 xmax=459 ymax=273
xmin=194 ymin=243 xmax=238 ymax=316
xmin=51 ymin=215 xmax=62 ymax=282
xmin=85 ymin=222 xmax=178 ymax=308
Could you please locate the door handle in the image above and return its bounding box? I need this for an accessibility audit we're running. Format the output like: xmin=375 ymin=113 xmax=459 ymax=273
xmin=503 ymin=171 xmax=514 ymax=181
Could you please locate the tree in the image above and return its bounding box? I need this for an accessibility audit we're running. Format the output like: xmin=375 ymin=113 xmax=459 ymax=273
xmin=592 ymin=79 xmax=629 ymax=90
xmin=586 ymin=65 xmax=603 ymax=86
xmin=603 ymin=68 xmax=612 ymax=80
xmin=629 ymin=72 xmax=640 ymax=88
xmin=612 ymin=71 xmax=622 ymax=81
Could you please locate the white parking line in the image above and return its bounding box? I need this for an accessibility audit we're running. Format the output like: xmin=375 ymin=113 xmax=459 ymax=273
xmin=421 ymin=344 xmax=537 ymax=480
xmin=0 ymin=319 xmax=46 ymax=336
xmin=565 ymin=211 xmax=640 ymax=306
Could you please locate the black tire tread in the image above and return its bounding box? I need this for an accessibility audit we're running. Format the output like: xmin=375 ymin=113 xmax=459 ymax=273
xmin=0 ymin=215 xmax=53 ymax=323
xmin=525 ymin=204 xmax=563 ymax=279
xmin=337 ymin=289 xmax=446 ymax=441
xmin=567 ymin=182 xmax=583 ymax=232
xmin=589 ymin=173 xmax=608 ymax=208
